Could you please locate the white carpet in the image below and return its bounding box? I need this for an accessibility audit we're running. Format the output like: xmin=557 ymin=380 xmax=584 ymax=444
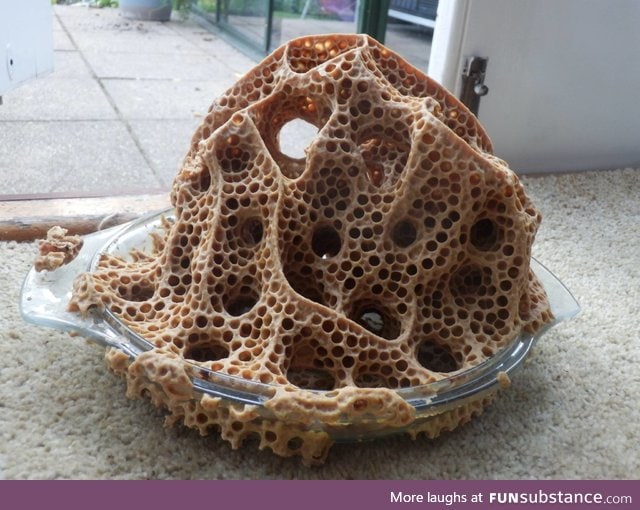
xmin=1 ymin=168 xmax=638 ymax=479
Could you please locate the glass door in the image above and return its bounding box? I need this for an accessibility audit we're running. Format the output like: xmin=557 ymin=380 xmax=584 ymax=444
xmin=193 ymin=0 xmax=273 ymax=54
xmin=269 ymin=0 xmax=359 ymax=51
xmin=382 ymin=0 xmax=437 ymax=73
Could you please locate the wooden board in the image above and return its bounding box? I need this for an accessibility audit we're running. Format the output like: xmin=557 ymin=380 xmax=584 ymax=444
xmin=0 ymin=194 xmax=171 ymax=242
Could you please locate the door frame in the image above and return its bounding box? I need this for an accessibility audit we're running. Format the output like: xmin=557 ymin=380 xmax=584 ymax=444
xmin=427 ymin=0 xmax=470 ymax=94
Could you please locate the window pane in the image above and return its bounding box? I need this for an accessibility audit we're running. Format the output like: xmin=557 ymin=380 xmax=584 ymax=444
xmin=270 ymin=0 xmax=358 ymax=51
xmin=385 ymin=0 xmax=436 ymax=73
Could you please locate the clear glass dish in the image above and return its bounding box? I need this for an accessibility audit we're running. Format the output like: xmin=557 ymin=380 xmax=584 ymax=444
xmin=20 ymin=209 xmax=580 ymax=440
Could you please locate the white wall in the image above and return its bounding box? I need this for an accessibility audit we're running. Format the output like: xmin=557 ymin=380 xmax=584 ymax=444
xmin=0 ymin=0 xmax=54 ymax=97
xmin=430 ymin=0 xmax=640 ymax=173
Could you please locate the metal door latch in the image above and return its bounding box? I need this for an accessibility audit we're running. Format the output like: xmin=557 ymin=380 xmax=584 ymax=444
xmin=460 ymin=56 xmax=489 ymax=117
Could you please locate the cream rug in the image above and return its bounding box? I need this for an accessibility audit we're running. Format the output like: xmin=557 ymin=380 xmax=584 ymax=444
xmin=0 ymin=168 xmax=638 ymax=479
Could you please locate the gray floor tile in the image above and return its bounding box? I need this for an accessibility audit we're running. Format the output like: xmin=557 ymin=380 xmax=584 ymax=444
xmin=55 ymin=5 xmax=175 ymax=35
xmin=129 ymin=119 xmax=202 ymax=187
xmin=188 ymin=41 xmax=256 ymax=75
xmin=83 ymin=50 xmax=237 ymax=80
xmin=51 ymin=51 xmax=93 ymax=80
xmin=71 ymin=30 xmax=204 ymax=55
xmin=53 ymin=29 xmax=75 ymax=51
xmin=0 ymin=77 xmax=116 ymax=121
xmin=102 ymin=78 xmax=227 ymax=120
xmin=0 ymin=120 xmax=161 ymax=195
xmin=166 ymin=23 xmax=257 ymax=73
xmin=52 ymin=12 xmax=64 ymax=31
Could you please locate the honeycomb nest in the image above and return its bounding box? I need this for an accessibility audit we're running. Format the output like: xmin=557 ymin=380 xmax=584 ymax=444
xmin=68 ymin=34 xmax=552 ymax=465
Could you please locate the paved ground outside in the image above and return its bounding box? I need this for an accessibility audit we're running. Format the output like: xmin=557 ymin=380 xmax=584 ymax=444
xmin=0 ymin=4 xmax=432 ymax=199
xmin=0 ymin=5 xmax=256 ymax=197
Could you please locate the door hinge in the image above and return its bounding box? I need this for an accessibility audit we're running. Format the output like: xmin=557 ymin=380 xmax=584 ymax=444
xmin=460 ymin=56 xmax=489 ymax=117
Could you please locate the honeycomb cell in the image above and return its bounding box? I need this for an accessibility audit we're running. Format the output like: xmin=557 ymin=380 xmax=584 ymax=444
xmin=224 ymin=289 xmax=259 ymax=316
xmin=185 ymin=343 xmax=229 ymax=363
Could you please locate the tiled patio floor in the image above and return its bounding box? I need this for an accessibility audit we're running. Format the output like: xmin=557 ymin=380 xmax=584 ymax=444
xmin=0 ymin=4 xmax=432 ymax=198
xmin=1 ymin=5 xmax=255 ymax=197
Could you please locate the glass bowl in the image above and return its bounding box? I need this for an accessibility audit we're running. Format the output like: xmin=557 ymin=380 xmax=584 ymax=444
xmin=20 ymin=209 xmax=580 ymax=442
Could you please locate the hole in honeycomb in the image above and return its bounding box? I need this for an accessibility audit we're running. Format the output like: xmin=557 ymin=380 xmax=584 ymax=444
xmin=224 ymin=288 xmax=259 ymax=316
xmin=350 ymin=300 xmax=401 ymax=340
xmin=184 ymin=343 xmax=229 ymax=363
xmin=284 ymin=268 xmax=326 ymax=305
xmin=354 ymin=372 xmax=387 ymax=389
xmin=256 ymin=92 xmax=331 ymax=180
xmin=470 ymin=218 xmax=500 ymax=251
xmin=287 ymin=436 xmax=303 ymax=451
xmin=416 ymin=340 xmax=458 ymax=373
xmin=130 ymin=285 xmax=154 ymax=301
xmin=239 ymin=217 xmax=264 ymax=247
xmin=311 ymin=225 xmax=341 ymax=259
xmin=392 ymin=220 xmax=417 ymax=248
xmin=353 ymin=369 xmax=399 ymax=388
xmin=287 ymin=367 xmax=335 ymax=391
xmin=279 ymin=118 xmax=318 ymax=160
xmin=359 ymin=309 xmax=384 ymax=334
